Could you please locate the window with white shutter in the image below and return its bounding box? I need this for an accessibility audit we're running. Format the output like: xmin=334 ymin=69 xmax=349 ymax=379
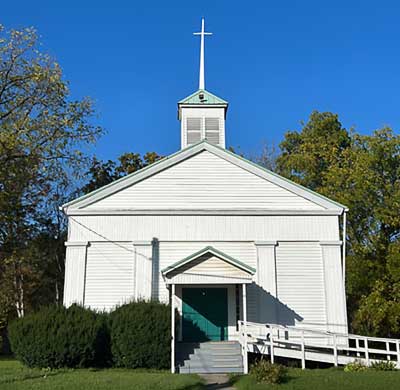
xmin=205 ymin=118 xmax=220 ymax=145
xmin=186 ymin=118 xmax=202 ymax=145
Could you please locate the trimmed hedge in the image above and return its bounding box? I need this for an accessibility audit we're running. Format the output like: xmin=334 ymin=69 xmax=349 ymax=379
xmin=8 ymin=304 xmax=110 ymax=368
xmin=9 ymin=301 xmax=171 ymax=369
xmin=110 ymin=301 xmax=171 ymax=369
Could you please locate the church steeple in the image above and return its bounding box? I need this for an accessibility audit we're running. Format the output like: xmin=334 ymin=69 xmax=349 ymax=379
xmin=193 ymin=18 xmax=212 ymax=90
xmin=178 ymin=18 xmax=228 ymax=150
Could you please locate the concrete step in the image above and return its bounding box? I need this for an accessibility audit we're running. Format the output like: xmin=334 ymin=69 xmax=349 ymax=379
xmin=176 ymin=343 xmax=241 ymax=357
xmin=190 ymin=349 xmax=242 ymax=358
xmin=177 ymin=341 xmax=243 ymax=374
xmin=179 ymin=365 xmax=243 ymax=374
xmin=197 ymin=346 xmax=241 ymax=352
xmin=183 ymin=359 xmax=243 ymax=368
xmin=184 ymin=355 xmax=243 ymax=364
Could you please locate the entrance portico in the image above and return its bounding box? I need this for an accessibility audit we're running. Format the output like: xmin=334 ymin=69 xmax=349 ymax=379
xmin=161 ymin=246 xmax=255 ymax=373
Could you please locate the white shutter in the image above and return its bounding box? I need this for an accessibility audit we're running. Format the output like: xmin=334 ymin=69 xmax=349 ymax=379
xmin=205 ymin=118 xmax=220 ymax=145
xmin=186 ymin=118 xmax=202 ymax=145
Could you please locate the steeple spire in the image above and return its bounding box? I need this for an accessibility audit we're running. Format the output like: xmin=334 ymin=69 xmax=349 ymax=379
xmin=178 ymin=19 xmax=227 ymax=150
xmin=193 ymin=18 xmax=212 ymax=90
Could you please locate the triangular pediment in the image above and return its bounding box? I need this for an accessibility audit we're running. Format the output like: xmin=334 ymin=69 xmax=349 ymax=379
xmin=161 ymin=246 xmax=255 ymax=284
xmin=62 ymin=142 xmax=346 ymax=214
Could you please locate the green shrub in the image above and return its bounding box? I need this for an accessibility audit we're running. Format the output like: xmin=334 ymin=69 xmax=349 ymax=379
xmin=344 ymin=360 xmax=368 ymax=372
xmin=8 ymin=304 xmax=110 ymax=368
xmin=370 ymin=360 xmax=397 ymax=371
xmin=110 ymin=301 xmax=170 ymax=369
xmin=250 ymin=359 xmax=287 ymax=384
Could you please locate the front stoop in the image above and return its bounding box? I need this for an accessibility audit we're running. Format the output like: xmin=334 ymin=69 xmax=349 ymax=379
xmin=176 ymin=341 xmax=243 ymax=374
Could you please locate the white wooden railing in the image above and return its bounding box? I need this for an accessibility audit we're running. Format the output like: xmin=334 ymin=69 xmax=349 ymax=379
xmin=238 ymin=321 xmax=400 ymax=369
xmin=238 ymin=320 xmax=248 ymax=373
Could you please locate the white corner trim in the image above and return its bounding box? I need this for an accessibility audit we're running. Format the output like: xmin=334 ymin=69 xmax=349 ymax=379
xmin=65 ymin=241 xmax=89 ymax=247
xmin=254 ymin=241 xmax=278 ymax=246
xmin=319 ymin=241 xmax=343 ymax=246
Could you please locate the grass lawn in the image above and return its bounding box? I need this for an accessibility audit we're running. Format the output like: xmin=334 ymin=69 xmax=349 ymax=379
xmin=232 ymin=367 xmax=400 ymax=390
xmin=2 ymin=358 xmax=400 ymax=390
xmin=0 ymin=358 xmax=203 ymax=390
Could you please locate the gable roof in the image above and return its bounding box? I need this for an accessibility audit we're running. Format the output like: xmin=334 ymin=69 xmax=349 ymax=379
xmin=178 ymin=89 xmax=228 ymax=105
xmin=62 ymin=141 xmax=347 ymax=213
xmin=161 ymin=246 xmax=256 ymax=275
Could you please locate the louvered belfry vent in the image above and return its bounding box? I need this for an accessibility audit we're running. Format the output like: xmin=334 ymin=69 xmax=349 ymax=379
xmin=186 ymin=118 xmax=202 ymax=145
xmin=205 ymin=118 xmax=220 ymax=145
xmin=179 ymin=89 xmax=227 ymax=149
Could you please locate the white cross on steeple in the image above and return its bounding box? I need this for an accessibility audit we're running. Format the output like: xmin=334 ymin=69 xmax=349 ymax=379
xmin=193 ymin=18 xmax=212 ymax=90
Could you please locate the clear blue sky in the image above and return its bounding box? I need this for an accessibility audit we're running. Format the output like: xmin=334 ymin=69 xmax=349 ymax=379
xmin=2 ymin=1 xmax=400 ymax=160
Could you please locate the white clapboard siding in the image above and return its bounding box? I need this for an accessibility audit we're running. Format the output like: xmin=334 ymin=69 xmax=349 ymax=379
xmin=84 ymin=242 xmax=135 ymax=311
xmin=69 ymin=215 xmax=339 ymax=243
xmin=275 ymin=242 xmax=327 ymax=328
xmin=85 ymin=151 xmax=324 ymax=210
xmin=157 ymin=241 xmax=258 ymax=320
xmin=170 ymin=254 xmax=250 ymax=278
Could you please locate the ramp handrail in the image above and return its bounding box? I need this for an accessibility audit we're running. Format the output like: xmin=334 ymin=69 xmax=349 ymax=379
xmin=238 ymin=320 xmax=400 ymax=369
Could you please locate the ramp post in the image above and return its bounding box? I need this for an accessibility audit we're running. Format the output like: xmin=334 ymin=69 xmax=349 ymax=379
xmin=301 ymin=330 xmax=306 ymax=369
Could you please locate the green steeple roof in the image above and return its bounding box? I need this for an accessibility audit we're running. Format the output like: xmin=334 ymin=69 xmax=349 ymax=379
xmin=178 ymin=89 xmax=228 ymax=105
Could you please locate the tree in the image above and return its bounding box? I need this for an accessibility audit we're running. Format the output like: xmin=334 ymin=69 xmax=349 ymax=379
xmin=250 ymin=142 xmax=278 ymax=172
xmin=326 ymin=128 xmax=400 ymax=335
xmin=0 ymin=24 xmax=102 ymax=326
xmin=275 ymin=112 xmax=400 ymax=337
xmin=277 ymin=111 xmax=351 ymax=191
xmin=80 ymin=151 xmax=163 ymax=195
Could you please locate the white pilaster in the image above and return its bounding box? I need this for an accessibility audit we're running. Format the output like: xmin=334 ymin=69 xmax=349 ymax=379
xmin=255 ymin=241 xmax=278 ymax=323
xmin=320 ymin=241 xmax=348 ymax=335
xmin=133 ymin=241 xmax=153 ymax=301
xmin=242 ymin=283 xmax=248 ymax=374
xmin=171 ymin=284 xmax=176 ymax=373
xmin=63 ymin=241 xmax=89 ymax=307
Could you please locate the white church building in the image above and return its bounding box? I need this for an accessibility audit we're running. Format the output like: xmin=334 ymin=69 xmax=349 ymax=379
xmin=62 ymin=19 xmax=348 ymax=373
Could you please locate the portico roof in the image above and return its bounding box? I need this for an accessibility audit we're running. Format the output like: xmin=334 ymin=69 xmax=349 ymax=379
xmin=162 ymin=246 xmax=255 ymax=285
xmin=162 ymin=246 xmax=256 ymax=276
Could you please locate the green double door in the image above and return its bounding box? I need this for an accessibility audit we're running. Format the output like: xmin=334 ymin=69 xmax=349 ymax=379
xmin=182 ymin=288 xmax=228 ymax=342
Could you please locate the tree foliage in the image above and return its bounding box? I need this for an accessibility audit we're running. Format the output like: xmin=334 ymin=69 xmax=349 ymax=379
xmin=277 ymin=111 xmax=351 ymax=190
xmin=275 ymin=112 xmax=400 ymax=337
xmin=0 ymin=24 xmax=102 ymax=328
xmin=80 ymin=151 xmax=162 ymax=194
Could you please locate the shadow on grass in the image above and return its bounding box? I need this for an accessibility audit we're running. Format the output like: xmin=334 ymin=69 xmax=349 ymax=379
xmin=1 ymin=368 xmax=72 ymax=385
xmin=184 ymin=374 xmax=237 ymax=390
xmin=229 ymin=371 xmax=299 ymax=388
xmin=180 ymin=385 xmax=206 ymax=390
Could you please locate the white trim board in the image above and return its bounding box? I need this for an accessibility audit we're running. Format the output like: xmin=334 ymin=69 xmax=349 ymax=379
xmin=65 ymin=209 xmax=343 ymax=216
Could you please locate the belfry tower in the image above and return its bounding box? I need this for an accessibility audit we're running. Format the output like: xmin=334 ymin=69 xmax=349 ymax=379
xmin=178 ymin=18 xmax=228 ymax=149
